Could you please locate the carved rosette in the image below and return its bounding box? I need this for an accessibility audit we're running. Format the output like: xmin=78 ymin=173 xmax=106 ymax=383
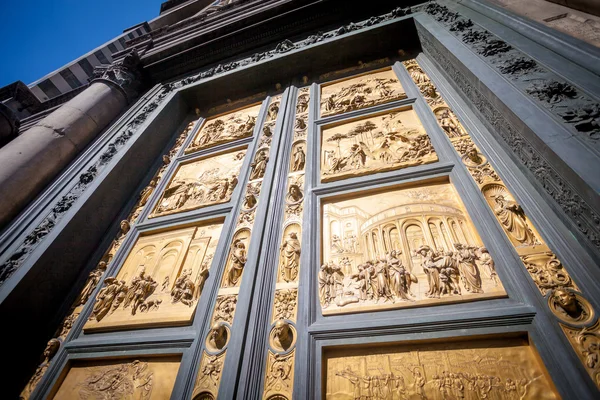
xmin=194 ymin=95 xmax=281 ymax=397
xmin=404 ymin=57 xmax=600 ymax=389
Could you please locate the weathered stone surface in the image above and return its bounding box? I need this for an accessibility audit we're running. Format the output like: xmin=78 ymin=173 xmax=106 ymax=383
xmin=0 ymin=82 xmax=127 ymax=229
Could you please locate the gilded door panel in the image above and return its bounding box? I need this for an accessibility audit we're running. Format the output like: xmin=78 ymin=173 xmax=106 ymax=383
xmin=151 ymin=149 xmax=246 ymax=218
xmin=325 ymin=337 xmax=559 ymax=399
xmin=320 ymin=180 xmax=506 ymax=315
xmin=185 ymin=103 xmax=262 ymax=154
xmin=320 ymin=68 xmax=407 ymax=117
xmin=51 ymin=356 xmax=181 ymax=399
xmin=320 ymin=107 xmax=438 ymax=183
xmin=84 ymin=221 xmax=223 ymax=332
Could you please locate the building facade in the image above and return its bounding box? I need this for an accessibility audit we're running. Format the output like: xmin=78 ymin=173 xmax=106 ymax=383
xmin=1 ymin=0 xmax=599 ymax=398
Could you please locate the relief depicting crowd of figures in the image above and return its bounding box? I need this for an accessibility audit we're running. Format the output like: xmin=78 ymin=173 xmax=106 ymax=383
xmin=152 ymin=149 xmax=246 ymax=217
xmin=321 ymin=183 xmax=505 ymax=314
xmin=320 ymin=69 xmax=408 ymax=117
xmin=403 ymin=58 xmax=600 ymax=389
xmin=185 ymin=103 xmax=261 ymax=154
xmin=321 ymin=108 xmax=438 ymax=182
xmin=326 ymin=338 xmax=558 ymax=400
xmin=85 ymin=222 xmax=223 ymax=331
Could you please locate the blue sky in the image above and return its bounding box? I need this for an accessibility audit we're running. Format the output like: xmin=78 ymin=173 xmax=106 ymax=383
xmin=0 ymin=0 xmax=164 ymax=87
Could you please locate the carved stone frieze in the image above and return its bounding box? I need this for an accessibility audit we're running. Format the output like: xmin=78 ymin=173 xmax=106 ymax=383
xmin=425 ymin=2 xmax=600 ymax=146
xmin=526 ymin=81 xmax=578 ymax=104
xmin=498 ymin=57 xmax=538 ymax=76
xmin=416 ymin=28 xmax=600 ymax=251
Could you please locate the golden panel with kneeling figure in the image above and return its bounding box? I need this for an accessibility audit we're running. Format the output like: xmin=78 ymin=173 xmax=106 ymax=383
xmin=320 ymin=181 xmax=506 ymax=315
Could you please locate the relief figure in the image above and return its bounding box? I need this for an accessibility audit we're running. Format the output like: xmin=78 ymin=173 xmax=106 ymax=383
xmin=225 ymin=239 xmax=247 ymax=287
xmin=250 ymin=151 xmax=269 ymax=180
xmin=280 ymin=232 xmax=301 ymax=282
xmin=291 ymin=146 xmax=306 ymax=172
xmin=492 ymin=195 xmax=537 ymax=245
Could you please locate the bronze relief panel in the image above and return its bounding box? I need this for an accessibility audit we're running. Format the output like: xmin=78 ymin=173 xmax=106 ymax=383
xmin=84 ymin=221 xmax=224 ymax=332
xmin=151 ymin=149 xmax=246 ymax=218
xmin=320 ymin=107 xmax=438 ymax=182
xmin=50 ymin=356 xmax=181 ymax=399
xmin=186 ymin=103 xmax=262 ymax=154
xmin=320 ymin=68 xmax=407 ymax=117
xmin=325 ymin=337 xmax=558 ymax=399
xmin=320 ymin=181 xmax=506 ymax=315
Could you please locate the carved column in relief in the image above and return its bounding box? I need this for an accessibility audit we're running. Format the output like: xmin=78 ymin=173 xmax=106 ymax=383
xmin=193 ymin=95 xmax=280 ymax=400
xmin=0 ymin=51 xmax=142 ymax=228
xmin=261 ymin=87 xmax=310 ymax=400
xmin=403 ymin=58 xmax=600 ymax=389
